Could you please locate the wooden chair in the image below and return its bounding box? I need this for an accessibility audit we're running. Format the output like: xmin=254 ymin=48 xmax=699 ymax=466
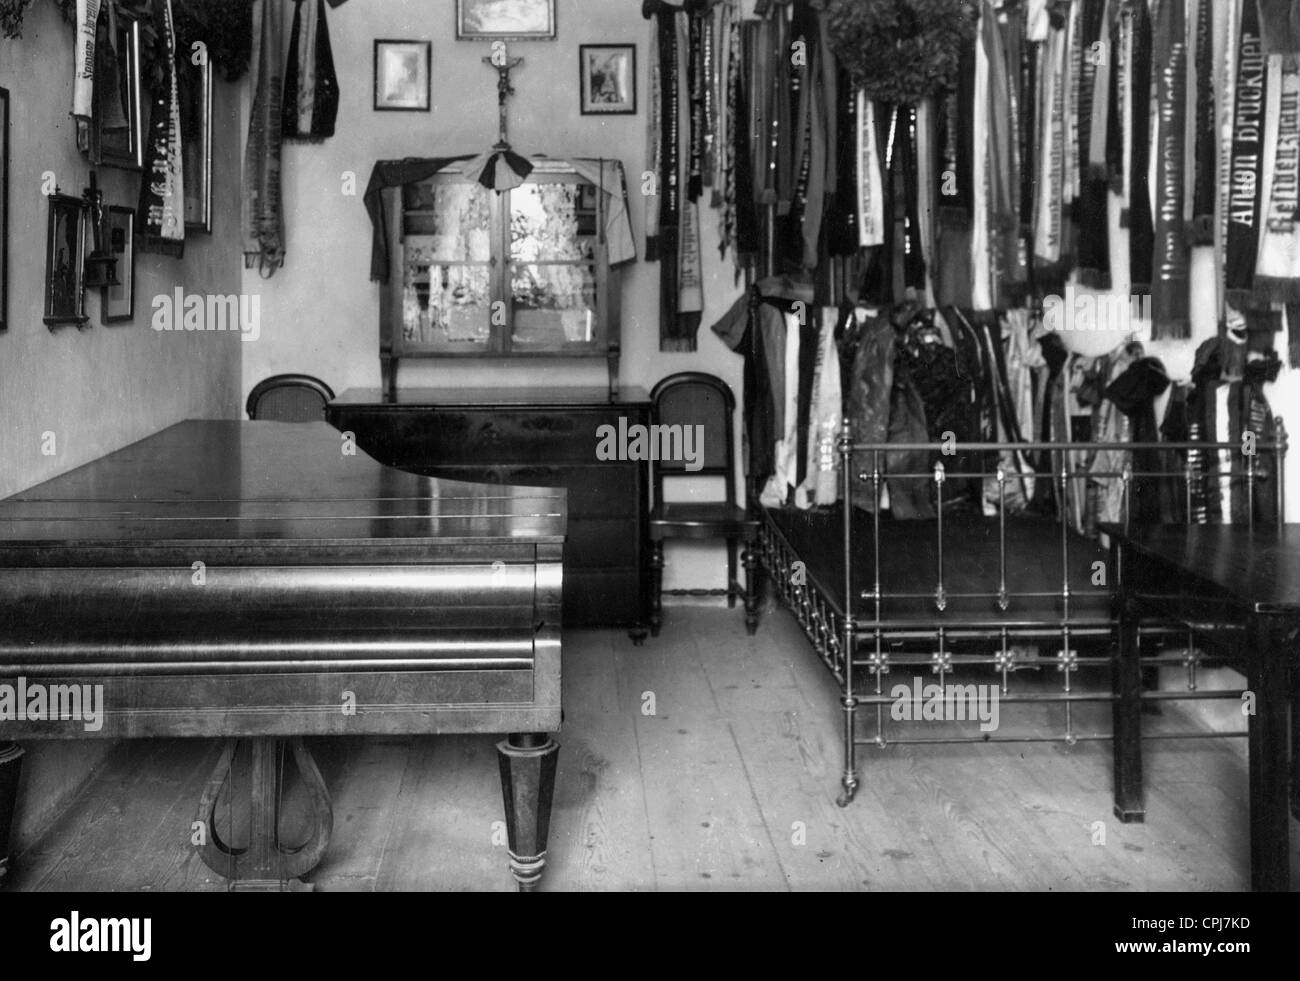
xmin=648 ymin=372 xmax=760 ymax=636
xmin=246 ymin=374 xmax=336 ymax=422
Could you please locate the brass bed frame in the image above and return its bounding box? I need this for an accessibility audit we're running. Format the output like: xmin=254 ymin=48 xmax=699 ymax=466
xmin=756 ymin=424 xmax=1289 ymax=807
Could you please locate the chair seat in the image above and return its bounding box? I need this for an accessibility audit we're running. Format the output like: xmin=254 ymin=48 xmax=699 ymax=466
xmin=650 ymin=502 xmax=757 ymax=540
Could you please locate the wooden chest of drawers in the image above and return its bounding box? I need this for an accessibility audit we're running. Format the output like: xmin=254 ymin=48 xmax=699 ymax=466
xmin=328 ymin=387 xmax=652 ymax=641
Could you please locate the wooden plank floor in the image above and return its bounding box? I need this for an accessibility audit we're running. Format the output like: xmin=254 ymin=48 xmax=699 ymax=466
xmin=8 ymin=605 xmax=1297 ymax=891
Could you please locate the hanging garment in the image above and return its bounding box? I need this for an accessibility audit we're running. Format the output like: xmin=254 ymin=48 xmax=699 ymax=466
xmin=933 ymin=29 xmax=977 ymax=307
xmin=712 ymin=274 xmax=815 ymax=491
xmin=1075 ymin=0 xmax=1112 ymax=289
xmin=824 ymin=65 xmax=860 ymax=257
xmin=1189 ymin=0 xmax=1217 ymax=244
xmin=761 ymin=307 xmax=802 ymax=507
xmin=1151 ymin=0 xmax=1191 ymax=338
xmin=846 ymin=307 xmax=932 ymax=518
xmin=138 ymin=0 xmax=186 ymax=258
xmin=1257 ymin=0 xmax=1300 ymax=54
xmin=986 ymin=1 xmax=1029 ymax=307
xmin=646 ymin=6 xmax=706 ymax=351
xmin=812 ymin=305 xmax=845 ymax=506
xmin=1104 ymin=356 xmax=1171 ymax=524
xmin=971 ymin=12 xmax=994 ymax=311
xmin=1126 ymin=0 xmax=1154 ymax=294
xmin=1226 ymin=0 xmax=1269 ymax=307
xmin=282 ymin=0 xmax=339 ymax=142
xmin=1253 ymin=53 xmax=1300 ymax=301
xmin=244 ymin=0 xmax=285 ymax=274
xmin=857 ymin=94 xmax=886 ymax=248
xmin=72 ymin=0 xmax=103 ymax=141
xmin=1083 ymin=341 xmax=1142 ymax=535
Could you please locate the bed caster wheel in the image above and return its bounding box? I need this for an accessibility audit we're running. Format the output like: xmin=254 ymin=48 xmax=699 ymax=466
xmin=836 ymin=780 xmax=858 ymax=808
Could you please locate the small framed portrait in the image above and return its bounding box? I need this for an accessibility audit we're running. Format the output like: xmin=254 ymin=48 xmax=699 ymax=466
xmin=180 ymin=56 xmax=212 ymax=233
xmin=44 ymin=194 xmax=87 ymax=328
xmin=580 ymin=45 xmax=636 ymax=115
xmin=457 ymin=0 xmax=555 ymax=40
xmin=95 ymin=9 xmax=145 ymax=170
xmin=103 ymin=206 xmax=135 ymax=323
xmin=374 ymin=40 xmax=432 ymax=112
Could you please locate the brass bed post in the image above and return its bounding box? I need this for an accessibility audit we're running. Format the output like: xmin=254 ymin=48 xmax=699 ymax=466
xmin=996 ymin=464 xmax=1008 ymax=611
xmin=934 ymin=462 xmax=947 ymax=611
xmin=1059 ymin=455 xmax=1071 ymax=622
xmin=872 ymin=449 xmax=884 ymax=749
xmin=838 ymin=419 xmax=858 ymax=807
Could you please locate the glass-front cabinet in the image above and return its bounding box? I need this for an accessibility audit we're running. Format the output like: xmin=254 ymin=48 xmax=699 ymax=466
xmin=381 ymin=159 xmax=621 ymax=396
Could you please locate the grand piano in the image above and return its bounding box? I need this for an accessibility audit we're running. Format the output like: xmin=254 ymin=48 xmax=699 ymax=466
xmin=0 ymin=420 xmax=565 ymax=891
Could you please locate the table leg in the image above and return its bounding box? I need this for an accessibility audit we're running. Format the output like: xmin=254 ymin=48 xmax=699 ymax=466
xmin=1247 ymin=614 xmax=1291 ymax=892
xmin=1112 ymin=540 xmax=1144 ymax=826
xmin=0 ymin=742 xmax=22 ymax=886
xmin=742 ymin=537 xmax=760 ymax=636
xmin=649 ymin=540 xmax=664 ymax=638
xmin=497 ymin=733 xmax=559 ymax=891
xmin=1292 ymin=686 xmax=1299 ymax=822
xmin=1111 ymin=542 xmax=1144 ymax=822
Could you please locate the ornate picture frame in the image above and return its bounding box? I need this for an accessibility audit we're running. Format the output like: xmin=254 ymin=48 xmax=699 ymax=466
xmin=103 ymin=206 xmax=135 ymax=324
xmin=579 ymin=45 xmax=636 ymax=115
xmin=44 ymin=194 xmax=88 ymax=328
xmin=456 ymin=0 xmax=556 ymax=40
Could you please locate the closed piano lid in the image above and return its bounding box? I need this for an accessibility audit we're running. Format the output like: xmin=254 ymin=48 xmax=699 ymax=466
xmin=0 ymin=420 xmax=567 ymax=550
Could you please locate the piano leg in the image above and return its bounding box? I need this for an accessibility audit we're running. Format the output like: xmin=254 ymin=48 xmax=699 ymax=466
xmin=497 ymin=734 xmax=559 ymax=892
xmin=0 ymin=742 xmax=22 ymax=887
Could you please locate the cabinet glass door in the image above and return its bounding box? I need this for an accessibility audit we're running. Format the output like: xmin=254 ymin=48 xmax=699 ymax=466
xmin=399 ymin=179 xmax=497 ymax=354
xmin=508 ymin=179 xmax=602 ymax=352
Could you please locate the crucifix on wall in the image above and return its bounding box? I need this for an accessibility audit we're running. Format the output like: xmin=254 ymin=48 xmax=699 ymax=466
xmin=482 ymin=43 xmax=525 ymax=150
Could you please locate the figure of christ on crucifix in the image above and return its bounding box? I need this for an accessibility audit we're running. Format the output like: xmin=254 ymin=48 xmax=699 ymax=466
xmin=483 ymin=50 xmax=525 ymax=150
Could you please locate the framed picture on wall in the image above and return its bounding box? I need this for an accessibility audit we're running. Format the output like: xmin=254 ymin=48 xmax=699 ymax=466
xmin=0 ymin=88 xmax=9 ymax=333
xmin=181 ymin=56 xmax=212 ymax=233
xmin=103 ymin=206 xmax=135 ymax=323
xmin=374 ymin=40 xmax=431 ymax=111
xmin=580 ymin=45 xmax=636 ymax=115
xmin=44 ymin=194 xmax=87 ymax=328
xmin=456 ymin=0 xmax=556 ymax=40
xmin=94 ymin=10 xmax=145 ymax=170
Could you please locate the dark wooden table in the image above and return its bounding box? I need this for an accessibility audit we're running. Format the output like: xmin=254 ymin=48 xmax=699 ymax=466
xmin=0 ymin=421 xmax=566 ymax=890
xmin=1106 ymin=523 xmax=1299 ymax=891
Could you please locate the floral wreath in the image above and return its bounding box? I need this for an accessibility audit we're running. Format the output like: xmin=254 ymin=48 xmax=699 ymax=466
xmin=824 ymin=0 xmax=979 ymax=106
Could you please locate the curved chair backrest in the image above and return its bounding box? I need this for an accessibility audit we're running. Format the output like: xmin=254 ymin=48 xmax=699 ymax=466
xmin=649 ymin=372 xmax=738 ymax=506
xmin=246 ymin=374 xmax=336 ymax=423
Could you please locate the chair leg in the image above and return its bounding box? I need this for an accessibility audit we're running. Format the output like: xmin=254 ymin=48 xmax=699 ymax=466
xmin=726 ymin=538 xmax=739 ymax=608
xmin=650 ymin=540 xmax=664 ymax=637
xmin=742 ymin=537 xmax=760 ymax=636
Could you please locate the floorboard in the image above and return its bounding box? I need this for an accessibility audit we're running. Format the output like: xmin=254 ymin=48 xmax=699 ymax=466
xmin=8 ymin=604 xmax=1296 ymax=891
